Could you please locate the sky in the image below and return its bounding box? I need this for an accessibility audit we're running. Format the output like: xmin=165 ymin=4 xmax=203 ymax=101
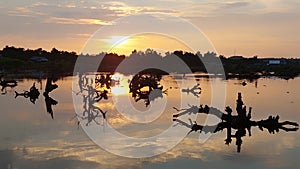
xmin=1 ymin=0 xmax=300 ymax=57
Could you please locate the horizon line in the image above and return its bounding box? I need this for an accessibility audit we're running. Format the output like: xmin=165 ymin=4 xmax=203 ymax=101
xmin=1 ymin=45 xmax=299 ymax=59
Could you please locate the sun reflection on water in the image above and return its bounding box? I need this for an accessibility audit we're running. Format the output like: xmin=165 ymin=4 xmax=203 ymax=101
xmin=111 ymin=73 xmax=130 ymax=96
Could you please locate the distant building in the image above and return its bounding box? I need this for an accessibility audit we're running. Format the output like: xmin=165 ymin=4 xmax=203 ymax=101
xmin=29 ymin=56 xmax=48 ymax=62
xmin=266 ymin=59 xmax=287 ymax=65
xmin=267 ymin=60 xmax=281 ymax=65
xmin=229 ymin=56 xmax=244 ymax=60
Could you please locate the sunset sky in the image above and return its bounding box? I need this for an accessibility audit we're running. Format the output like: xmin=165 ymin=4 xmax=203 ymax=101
xmin=1 ymin=0 xmax=300 ymax=57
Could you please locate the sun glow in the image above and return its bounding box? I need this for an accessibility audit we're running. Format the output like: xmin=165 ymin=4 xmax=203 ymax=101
xmin=111 ymin=86 xmax=128 ymax=96
xmin=111 ymin=73 xmax=123 ymax=81
xmin=106 ymin=36 xmax=130 ymax=46
xmin=106 ymin=34 xmax=193 ymax=56
xmin=111 ymin=73 xmax=129 ymax=96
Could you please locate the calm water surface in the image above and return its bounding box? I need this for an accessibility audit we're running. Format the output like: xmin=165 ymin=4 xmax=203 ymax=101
xmin=0 ymin=73 xmax=299 ymax=169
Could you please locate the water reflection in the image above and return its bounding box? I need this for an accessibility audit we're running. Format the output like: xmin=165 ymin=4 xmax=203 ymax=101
xmin=2 ymin=73 xmax=299 ymax=154
xmin=13 ymin=76 xmax=59 ymax=119
xmin=0 ymin=76 xmax=18 ymax=94
xmin=43 ymin=77 xmax=58 ymax=119
xmin=15 ymin=83 xmax=40 ymax=104
xmin=95 ymin=74 xmax=112 ymax=89
xmin=129 ymin=73 xmax=167 ymax=107
xmin=72 ymin=74 xmax=108 ymax=127
xmin=173 ymin=92 xmax=299 ymax=152
xmin=0 ymin=73 xmax=299 ymax=168
xmin=181 ymin=84 xmax=201 ymax=98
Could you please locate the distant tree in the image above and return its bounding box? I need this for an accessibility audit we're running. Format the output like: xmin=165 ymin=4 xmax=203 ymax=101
xmin=203 ymin=51 xmax=217 ymax=58
xmin=219 ymin=55 xmax=226 ymax=60
xmin=35 ymin=48 xmax=43 ymax=55
xmin=196 ymin=51 xmax=203 ymax=57
xmin=51 ymin=48 xmax=59 ymax=55
xmin=132 ymin=49 xmax=137 ymax=54
xmin=165 ymin=51 xmax=171 ymax=57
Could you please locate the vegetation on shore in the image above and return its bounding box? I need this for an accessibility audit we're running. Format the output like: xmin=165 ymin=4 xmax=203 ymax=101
xmin=0 ymin=46 xmax=77 ymax=75
xmin=0 ymin=46 xmax=299 ymax=79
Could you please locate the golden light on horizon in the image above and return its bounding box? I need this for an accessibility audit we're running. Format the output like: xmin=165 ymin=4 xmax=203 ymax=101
xmin=106 ymin=33 xmax=193 ymax=56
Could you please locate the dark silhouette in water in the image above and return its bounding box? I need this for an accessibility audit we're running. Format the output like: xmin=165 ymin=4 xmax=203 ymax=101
xmin=257 ymin=115 xmax=299 ymax=134
xmin=44 ymin=93 xmax=58 ymax=119
xmin=95 ymin=89 xmax=108 ymax=102
xmin=95 ymin=74 xmax=113 ymax=89
xmin=84 ymin=86 xmax=107 ymax=118
xmin=129 ymin=73 xmax=166 ymax=107
xmin=181 ymin=84 xmax=201 ymax=98
xmin=72 ymin=75 xmax=108 ymax=127
xmin=44 ymin=77 xmax=58 ymax=93
xmin=15 ymin=82 xmax=40 ymax=104
xmin=43 ymin=77 xmax=58 ymax=119
xmin=77 ymin=73 xmax=88 ymax=94
xmin=173 ymin=92 xmax=299 ymax=153
xmin=173 ymin=118 xmax=220 ymax=135
xmin=0 ymin=76 xmax=17 ymax=94
xmin=72 ymin=106 xmax=107 ymax=127
xmin=173 ymin=104 xmax=222 ymax=118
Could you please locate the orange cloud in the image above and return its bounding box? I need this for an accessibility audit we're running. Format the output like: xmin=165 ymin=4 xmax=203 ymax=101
xmin=45 ymin=17 xmax=112 ymax=25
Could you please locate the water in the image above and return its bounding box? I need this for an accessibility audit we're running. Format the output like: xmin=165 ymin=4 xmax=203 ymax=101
xmin=0 ymin=74 xmax=299 ymax=169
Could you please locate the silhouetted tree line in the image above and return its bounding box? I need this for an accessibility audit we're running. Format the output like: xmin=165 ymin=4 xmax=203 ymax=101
xmin=0 ymin=46 xmax=77 ymax=61
xmin=1 ymin=46 xmax=299 ymax=79
xmin=98 ymin=53 xmax=125 ymax=72
xmin=95 ymin=49 xmax=219 ymax=73
xmin=222 ymin=57 xmax=300 ymax=79
xmin=0 ymin=46 xmax=78 ymax=74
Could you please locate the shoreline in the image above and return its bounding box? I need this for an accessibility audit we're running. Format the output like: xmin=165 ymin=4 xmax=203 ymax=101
xmin=1 ymin=71 xmax=299 ymax=81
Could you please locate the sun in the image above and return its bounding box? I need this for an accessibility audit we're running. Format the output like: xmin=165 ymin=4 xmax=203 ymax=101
xmin=89 ymin=33 xmax=193 ymax=56
xmin=105 ymin=33 xmax=193 ymax=56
